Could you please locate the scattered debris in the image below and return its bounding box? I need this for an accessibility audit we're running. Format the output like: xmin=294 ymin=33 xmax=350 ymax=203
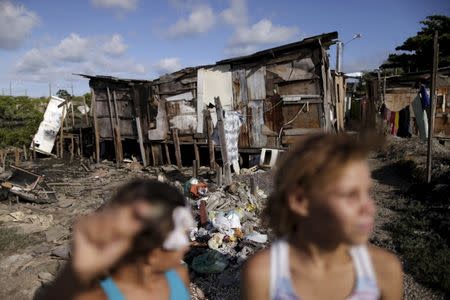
xmin=191 ymin=250 xmax=229 ymax=274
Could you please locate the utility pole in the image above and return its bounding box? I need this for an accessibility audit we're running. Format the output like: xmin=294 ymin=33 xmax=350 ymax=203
xmin=49 ymin=82 xmax=52 ymax=98
xmin=426 ymin=31 xmax=439 ymax=184
xmin=9 ymin=81 xmax=12 ymax=96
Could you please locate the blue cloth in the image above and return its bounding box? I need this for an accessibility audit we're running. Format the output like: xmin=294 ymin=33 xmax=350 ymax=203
xmin=99 ymin=269 xmax=190 ymax=300
xmin=419 ymin=85 xmax=430 ymax=109
xmin=100 ymin=277 xmax=125 ymax=300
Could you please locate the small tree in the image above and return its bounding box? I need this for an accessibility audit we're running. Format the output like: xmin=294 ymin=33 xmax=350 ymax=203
xmin=56 ymin=89 xmax=71 ymax=100
xmin=381 ymin=15 xmax=450 ymax=73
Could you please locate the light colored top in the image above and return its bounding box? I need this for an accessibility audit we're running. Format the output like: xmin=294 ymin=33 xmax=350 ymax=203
xmin=270 ymin=239 xmax=380 ymax=300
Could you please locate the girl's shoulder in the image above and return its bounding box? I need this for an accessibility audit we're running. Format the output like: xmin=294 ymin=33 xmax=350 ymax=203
xmin=367 ymin=244 xmax=403 ymax=299
xmin=367 ymin=244 xmax=402 ymax=274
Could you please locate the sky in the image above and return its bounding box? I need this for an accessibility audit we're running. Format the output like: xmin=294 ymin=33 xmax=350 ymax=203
xmin=0 ymin=0 xmax=448 ymax=97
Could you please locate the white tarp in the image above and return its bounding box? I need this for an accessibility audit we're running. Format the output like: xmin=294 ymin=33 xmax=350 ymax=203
xmin=196 ymin=65 xmax=233 ymax=133
xmin=31 ymin=96 xmax=71 ymax=155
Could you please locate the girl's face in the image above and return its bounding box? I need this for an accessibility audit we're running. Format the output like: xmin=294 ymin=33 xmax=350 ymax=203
xmin=308 ymin=160 xmax=375 ymax=245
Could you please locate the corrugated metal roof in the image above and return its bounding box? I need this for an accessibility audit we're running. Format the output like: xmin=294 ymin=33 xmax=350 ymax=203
xmin=217 ymin=31 xmax=338 ymax=65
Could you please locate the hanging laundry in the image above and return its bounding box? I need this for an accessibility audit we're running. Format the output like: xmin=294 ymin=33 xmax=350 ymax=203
xmin=397 ymin=106 xmax=411 ymax=138
xmin=419 ymin=84 xmax=430 ymax=109
xmin=223 ymin=111 xmax=243 ymax=166
xmin=212 ymin=111 xmax=243 ymax=169
xmin=411 ymin=95 xmax=428 ymax=140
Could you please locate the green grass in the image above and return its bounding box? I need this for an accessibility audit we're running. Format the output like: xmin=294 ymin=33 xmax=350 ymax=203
xmin=389 ymin=200 xmax=450 ymax=294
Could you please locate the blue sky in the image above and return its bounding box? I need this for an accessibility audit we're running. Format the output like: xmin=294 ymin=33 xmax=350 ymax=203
xmin=0 ymin=0 xmax=448 ymax=97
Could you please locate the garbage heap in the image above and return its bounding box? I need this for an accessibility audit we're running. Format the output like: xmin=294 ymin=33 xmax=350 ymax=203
xmin=182 ymin=174 xmax=269 ymax=297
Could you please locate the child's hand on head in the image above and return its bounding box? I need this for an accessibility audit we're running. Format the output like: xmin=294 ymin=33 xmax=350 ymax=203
xmin=71 ymin=202 xmax=152 ymax=283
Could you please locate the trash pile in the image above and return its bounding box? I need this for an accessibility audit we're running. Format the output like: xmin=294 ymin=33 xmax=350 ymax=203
xmin=180 ymin=172 xmax=270 ymax=292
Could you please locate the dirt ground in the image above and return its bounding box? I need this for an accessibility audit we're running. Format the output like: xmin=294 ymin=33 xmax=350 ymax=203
xmin=0 ymin=145 xmax=447 ymax=299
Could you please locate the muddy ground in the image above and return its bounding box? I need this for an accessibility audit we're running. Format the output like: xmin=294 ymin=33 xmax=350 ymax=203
xmin=0 ymin=137 xmax=448 ymax=299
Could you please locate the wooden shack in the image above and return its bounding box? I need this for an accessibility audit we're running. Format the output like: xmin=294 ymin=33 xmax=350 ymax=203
xmin=81 ymin=32 xmax=345 ymax=167
xmin=77 ymin=75 xmax=152 ymax=164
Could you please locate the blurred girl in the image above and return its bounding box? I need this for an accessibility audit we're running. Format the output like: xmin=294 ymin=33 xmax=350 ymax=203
xmin=241 ymin=134 xmax=403 ymax=300
xmin=38 ymin=178 xmax=193 ymax=300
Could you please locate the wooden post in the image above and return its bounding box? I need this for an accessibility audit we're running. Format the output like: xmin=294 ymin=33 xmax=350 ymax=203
xmin=194 ymin=139 xmax=200 ymax=170
xmin=112 ymin=90 xmax=123 ymax=162
xmin=32 ymin=140 xmax=36 ymax=160
xmin=426 ymin=31 xmax=439 ymax=184
xmin=214 ymin=97 xmax=232 ymax=185
xmin=70 ymin=135 xmax=74 ymax=162
xmin=206 ymin=111 xmax=215 ymax=169
xmin=172 ymin=128 xmax=182 ymax=169
xmin=320 ymin=48 xmax=332 ymax=132
xmin=193 ymin=160 xmax=198 ymax=178
xmin=0 ymin=151 xmax=5 ymax=169
xmin=82 ymin=96 xmax=90 ymax=126
xmin=91 ymin=88 xmax=100 ymax=163
xmin=135 ymin=117 xmax=147 ymax=166
xmin=79 ymin=128 xmax=83 ymax=157
xmin=216 ymin=164 xmax=223 ymax=186
xmin=60 ymin=105 xmax=65 ymax=159
xmin=71 ymin=102 xmax=75 ymax=127
xmin=22 ymin=145 xmax=28 ymax=161
xmin=14 ymin=148 xmax=20 ymax=166
xmin=106 ymin=87 xmax=119 ymax=165
xmin=150 ymin=143 xmax=156 ymax=166
xmin=145 ymin=144 xmax=151 ymax=166
xmin=164 ymin=143 xmax=172 ymax=165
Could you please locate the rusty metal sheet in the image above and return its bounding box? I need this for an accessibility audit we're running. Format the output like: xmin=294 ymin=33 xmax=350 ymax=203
xmin=232 ymin=69 xmax=248 ymax=107
xmin=279 ymin=80 xmax=319 ymax=95
xmin=267 ymin=58 xmax=315 ymax=82
xmin=246 ymin=67 xmax=266 ymax=100
xmin=281 ymin=103 xmax=321 ymax=129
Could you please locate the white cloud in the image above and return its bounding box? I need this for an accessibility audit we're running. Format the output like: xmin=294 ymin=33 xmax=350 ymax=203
xmin=220 ymin=0 xmax=247 ymax=27
xmin=227 ymin=19 xmax=299 ymax=55
xmin=54 ymin=33 xmax=89 ymax=62
xmin=91 ymin=0 xmax=137 ymax=11
xmin=0 ymin=1 xmax=39 ymax=50
xmin=153 ymin=58 xmax=181 ymax=75
xmin=15 ymin=48 xmax=48 ymax=73
xmin=102 ymin=34 xmax=128 ymax=56
xmin=13 ymin=33 xmax=145 ymax=82
xmin=168 ymin=5 xmax=216 ymax=38
xmin=230 ymin=19 xmax=298 ymax=47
